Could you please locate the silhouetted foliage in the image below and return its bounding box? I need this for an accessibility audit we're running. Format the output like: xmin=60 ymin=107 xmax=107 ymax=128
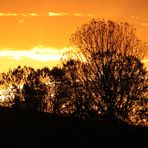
xmin=50 ymin=67 xmax=64 ymax=81
xmin=58 ymin=19 xmax=148 ymax=123
xmin=0 ymin=19 xmax=147 ymax=126
xmin=11 ymin=84 xmax=24 ymax=110
xmin=50 ymin=67 xmax=67 ymax=113
xmin=22 ymin=70 xmax=48 ymax=112
xmin=70 ymin=19 xmax=148 ymax=60
xmin=0 ymin=66 xmax=35 ymax=88
xmin=0 ymin=66 xmax=54 ymax=112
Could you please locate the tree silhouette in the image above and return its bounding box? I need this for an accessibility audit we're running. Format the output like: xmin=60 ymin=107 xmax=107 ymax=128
xmin=60 ymin=19 xmax=148 ymax=123
xmin=22 ymin=70 xmax=48 ymax=112
xmin=37 ymin=67 xmax=55 ymax=112
xmin=90 ymin=51 xmax=147 ymax=122
xmin=50 ymin=61 xmax=100 ymax=120
xmin=0 ymin=66 xmax=35 ymax=88
xmin=70 ymin=19 xmax=147 ymax=60
xmin=0 ymin=66 xmax=53 ymax=111
xmin=50 ymin=67 xmax=69 ymax=114
xmin=0 ymin=18 xmax=147 ymax=126
xmin=12 ymin=84 xmax=24 ymax=110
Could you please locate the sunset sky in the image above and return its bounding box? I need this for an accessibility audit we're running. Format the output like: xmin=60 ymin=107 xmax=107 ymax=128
xmin=0 ymin=0 xmax=148 ymax=72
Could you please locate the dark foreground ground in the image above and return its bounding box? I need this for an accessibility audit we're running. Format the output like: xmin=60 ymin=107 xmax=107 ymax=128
xmin=0 ymin=107 xmax=147 ymax=147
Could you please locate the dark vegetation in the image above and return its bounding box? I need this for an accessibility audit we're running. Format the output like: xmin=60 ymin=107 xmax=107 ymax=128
xmin=0 ymin=106 xmax=147 ymax=147
xmin=0 ymin=19 xmax=147 ymax=146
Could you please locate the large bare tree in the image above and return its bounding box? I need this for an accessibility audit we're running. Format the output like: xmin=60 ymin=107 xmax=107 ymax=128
xmin=59 ymin=19 xmax=148 ymax=123
xmin=70 ymin=19 xmax=147 ymax=60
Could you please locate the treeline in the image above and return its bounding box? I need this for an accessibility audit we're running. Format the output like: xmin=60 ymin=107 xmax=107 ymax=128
xmin=0 ymin=19 xmax=147 ymax=126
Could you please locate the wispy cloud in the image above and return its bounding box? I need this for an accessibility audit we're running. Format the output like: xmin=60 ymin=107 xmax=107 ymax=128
xmin=0 ymin=12 xmax=39 ymax=17
xmin=0 ymin=12 xmax=92 ymax=17
xmin=131 ymin=15 xmax=139 ymax=19
xmin=0 ymin=12 xmax=18 ymax=16
xmin=29 ymin=13 xmax=39 ymax=16
xmin=73 ymin=13 xmax=92 ymax=17
xmin=0 ymin=45 xmax=69 ymax=62
xmin=48 ymin=12 xmax=92 ymax=17
xmin=73 ymin=13 xmax=83 ymax=16
xmin=142 ymin=23 xmax=148 ymax=26
xmin=48 ymin=12 xmax=68 ymax=16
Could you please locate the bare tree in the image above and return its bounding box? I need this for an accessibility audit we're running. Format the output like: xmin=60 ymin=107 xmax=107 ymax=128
xmin=64 ymin=19 xmax=148 ymax=123
xmin=70 ymin=19 xmax=147 ymax=60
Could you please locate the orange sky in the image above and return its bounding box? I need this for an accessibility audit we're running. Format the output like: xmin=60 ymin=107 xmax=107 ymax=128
xmin=0 ymin=0 xmax=148 ymax=72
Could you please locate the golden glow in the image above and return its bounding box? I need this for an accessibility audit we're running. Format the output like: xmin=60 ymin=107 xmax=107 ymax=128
xmin=48 ymin=12 xmax=68 ymax=17
xmin=0 ymin=12 xmax=92 ymax=17
xmin=0 ymin=12 xmax=39 ymax=17
xmin=143 ymin=59 xmax=148 ymax=70
xmin=0 ymin=46 xmax=68 ymax=62
xmin=48 ymin=12 xmax=92 ymax=17
xmin=0 ymin=0 xmax=148 ymax=72
xmin=0 ymin=12 xmax=18 ymax=16
xmin=142 ymin=23 xmax=148 ymax=26
xmin=0 ymin=46 xmax=69 ymax=72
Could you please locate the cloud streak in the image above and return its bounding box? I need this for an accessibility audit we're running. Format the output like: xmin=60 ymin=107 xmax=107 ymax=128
xmin=0 ymin=12 xmax=18 ymax=16
xmin=0 ymin=46 xmax=68 ymax=62
xmin=48 ymin=12 xmax=92 ymax=17
xmin=0 ymin=12 xmax=92 ymax=17
xmin=142 ymin=23 xmax=148 ymax=26
xmin=73 ymin=13 xmax=92 ymax=17
xmin=0 ymin=12 xmax=40 ymax=17
xmin=48 ymin=12 xmax=68 ymax=16
xmin=131 ymin=15 xmax=139 ymax=19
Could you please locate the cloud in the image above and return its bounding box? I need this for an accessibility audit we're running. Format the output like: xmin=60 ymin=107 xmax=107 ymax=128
xmin=0 ymin=12 xmax=39 ymax=17
xmin=0 ymin=12 xmax=92 ymax=17
xmin=142 ymin=23 xmax=148 ymax=26
xmin=48 ymin=12 xmax=68 ymax=16
xmin=29 ymin=13 xmax=39 ymax=16
xmin=73 ymin=13 xmax=92 ymax=17
xmin=0 ymin=45 xmax=69 ymax=62
xmin=73 ymin=13 xmax=83 ymax=16
xmin=48 ymin=12 xmax=92 ymax=17
xmin=0 ymin=12 xmax=18 ymax=16
xmin=131 ymin=15 xmax=139 ymax=19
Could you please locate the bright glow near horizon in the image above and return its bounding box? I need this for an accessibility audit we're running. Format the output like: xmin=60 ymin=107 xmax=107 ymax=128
xmin=0 ymin=0 xmax=148 ymax=72
xmin=0 ymin=46 xmax=68 ymax=62
xmin=0 ymin=46 xmax=70 ymax=72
